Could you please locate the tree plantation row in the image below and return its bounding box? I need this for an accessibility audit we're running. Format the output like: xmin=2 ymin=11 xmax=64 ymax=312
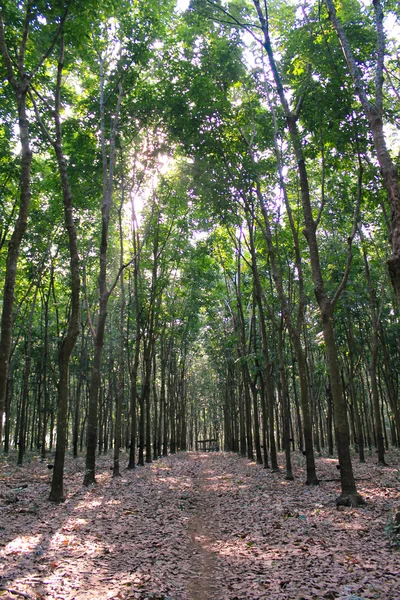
xmin=0 ymin=0 xmax=399 ymax=507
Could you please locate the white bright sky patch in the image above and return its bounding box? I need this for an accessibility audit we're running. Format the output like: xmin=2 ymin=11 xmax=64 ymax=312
xmin=176 ymin=0 xmax=190 ymax=12
xmin=158 ymin=153 xmax=174 ymax=175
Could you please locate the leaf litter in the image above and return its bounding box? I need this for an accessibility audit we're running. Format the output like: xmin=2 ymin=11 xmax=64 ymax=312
xmin=0 ymin=450 xmax=399 ymax=599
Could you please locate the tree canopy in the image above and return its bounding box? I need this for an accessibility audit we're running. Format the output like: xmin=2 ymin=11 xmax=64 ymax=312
xmin=0 ymin=0 xmax=399 ymax=507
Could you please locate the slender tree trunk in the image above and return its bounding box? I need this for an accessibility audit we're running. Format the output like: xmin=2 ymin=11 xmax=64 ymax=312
xmin=84 ymin=312 xmax=107 ymax=485
xmin=0 ymin=82 xmax=32 ymax=446
xmin=278 ymin=320 xmax=293 ymax=480
xmin=128 ymin=231 xmax=141 ymax=469
xmin=49 ymin=37 xmax=81 ymax=501
xmin=246 ymin=222 xmax=278 ymax=469
xmin=233 ymin=243 xmax=254 ymax=460
xmin=258 ymin=369 xmax=269 ymax=468
xmin=0 ymin=1 xmax=68 ymax=449
xmin=161 ymin=338 xmax=168 ymax=456
xmin=291 ymin=356 xmax=304 ymax=452
xmin=322 ymin=303 xmax=363 ymax=503
xmin=361 ymin=242 xmax=386 ymax=465
xmin=73 ymin=327 xmax=86 ymax=458
xmin=243 ymin=372 xmax=254 ymax=460
xmin=379 ymin=328 xmax=400 ymax=441
xmin=4 ymin=376 xmax=12 ymax=454
xmin=128 ymin=352 xmax=139 ymax=470
xmin=18 ymin=282 xmax=39 ymax=465
xmin=345 ymin=345 xmax=365 ymax=464
xmin=253 ymin=0 xmax=362 ymax=505
xmin=83 ymin=62 xmax=123 ymax=485
xmin=324 ymin=0 xmax=400 ymax=307
xmin=41 ymin=270 xmax=53 ymax=460
xmin=238 ymin=370 xmax=247 ymax=456
xmin=268 ymin=369 xmax=279 ymax=471
xmin=169 ymin=366 xmax=176 ymax=454
xmin=144 ymin=346 xmax=153 ymax=465
xmin=245 ymin=146 xmax=318 ymax=483
xmin=153 ymin=354 xmax=159 ymax=459
xmin=179 ymin=366 xmax=187 ymax=452
xmin=113 ymin=192 xmax=127 ymax=477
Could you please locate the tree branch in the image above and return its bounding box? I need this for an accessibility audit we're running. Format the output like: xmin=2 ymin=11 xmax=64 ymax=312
xmin=18 ymin=0 xmax=32 ymax=77
xmin=29 ymin=90 xmax=55 ymax=146
xmin=324 ymin=0 xmax=371 ymax=115
xmin=373 ymin=0 xmax=385 ymax=113
xmin=30 ymin=3 xmax=70 ymax=80
xmin=332 ymin=155 xmax=363 ymax=307
xmin=383 ymin=65 xmax=400 ymax=104
xmin=206 ymin=0 xmax=263 ymax=45
xmin=82 ymin=253 xmax=96 ymax=342
xmin=0 ymin=11 xmax=19 ymax=90
xmin=108 ymin=211 xmax=153 ymax=298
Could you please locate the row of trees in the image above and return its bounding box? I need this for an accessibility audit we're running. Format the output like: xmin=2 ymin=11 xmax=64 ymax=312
xmin=0 ymin=0 xmax=399 ymax=506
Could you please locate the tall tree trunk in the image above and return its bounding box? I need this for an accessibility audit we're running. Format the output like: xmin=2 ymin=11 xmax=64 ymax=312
xmin=0 ymin=41 xmax=32 ymax=445
xmin=169 ymin=365 xmax=176 ymax=454
xmin=49 ymin=37 xmax=81 ymax=501
xmin=153 ymin=353 xmax=159 ymax=459
xmin=41 ymin=269 xmax=53 ymax=460
xmin=258 ymin=367 xmax=269 ymax=468
xmin=267 ymin=368 xmax=279 ymax=471
xmin=143 ymin=343 xmax=153 ymax=465
xmin=238 ymin=369 xmax=247 ymax=456
xmin=245 ymin=217 xmax=278 ymax=470
xmin=179 ymin=364 xmax=187 ymax=452
xmin=113 ymin=200 xmax=126 ymax=478
xmin=4 ymin=375 xmax=12 ymax=454
xmin=379 ymin=328 xmax=400 ymax=441
xmin=84 ymin=63 xmax=123 ymax=486
xmin=128 ymin=226 xmax=141 ymax=469
xmin=344 ymin=330 xmax=365 ymax=464
xmin=324 ymin=0 xmax=400 ymax=307
xmin=253 ymin=0 xmax=363 ymax=506
xmin=243 ymin=372 xmax=254 ymax=460
xmin=18 ymin=284 xmax=39 ymax=465
xmin=84 ymin=312 xmax=107 ymax=485
xmin=232 ymin=241 xmax=254 ymax=460
xmin=0 ymin=0 xmax=67 ymax=449
xmin=241 ymin=91 xmax=318 ymax=483
xmin=128 ymin=349 xmax=139 ymax=469
xmin=161 ymin=336 xmax=168 ymax=456
xmin=361 ymin=240 xmax=386 ymax=465
xmin=73 ymin=327 xmax=87 ymax=458
xmin=278 ymin=319 xmax=294 ymax=480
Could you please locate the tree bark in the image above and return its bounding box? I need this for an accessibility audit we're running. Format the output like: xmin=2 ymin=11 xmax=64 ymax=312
xmin=361 ymin=240 xmax=386 ymax=465
xmin=253 ymin=0 xmax=363 ymax=505
xmin=49 ymin=37 xmax=81 ymax=501
xmin=84 ymin=61 xmax=123 ymax=486
xmin=278 ymin=319 xmax=294 ymax=480
xmin=324 ymin=0 xmax=400 ymax=308
xmin=17 ymin=284 xmax=39 ymax=465
xmin=0 ymin=75 xmax=32 ymax=446
xmin=113 ymin=201 xmax=126 ymax=478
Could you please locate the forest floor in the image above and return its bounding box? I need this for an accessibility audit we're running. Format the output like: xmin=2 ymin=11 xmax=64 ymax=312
xmin=0 ymin=450 xmax=399 ymax=600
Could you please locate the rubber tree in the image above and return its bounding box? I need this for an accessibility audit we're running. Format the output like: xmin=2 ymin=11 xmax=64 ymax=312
xmin=84 ymin=55 xmax=123 ymax=485
xmin=29 ymin=32 xmax=81 ymax=500
xmin=0 ymin=3 xmax=67 ymax=446
xmin=252 ymin=0 xmax=364 ymax=505
xmin=324 ymin=0 xmax=400 ymax=307
xmin=360 ymin=228 xmax=387 ymax=465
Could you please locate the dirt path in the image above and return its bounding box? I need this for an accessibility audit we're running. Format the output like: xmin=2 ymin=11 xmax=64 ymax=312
xmin=1 ymin=450 xmax=400 ymax=599
xmin=187 ymin=455 xmax=222 ymax=600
